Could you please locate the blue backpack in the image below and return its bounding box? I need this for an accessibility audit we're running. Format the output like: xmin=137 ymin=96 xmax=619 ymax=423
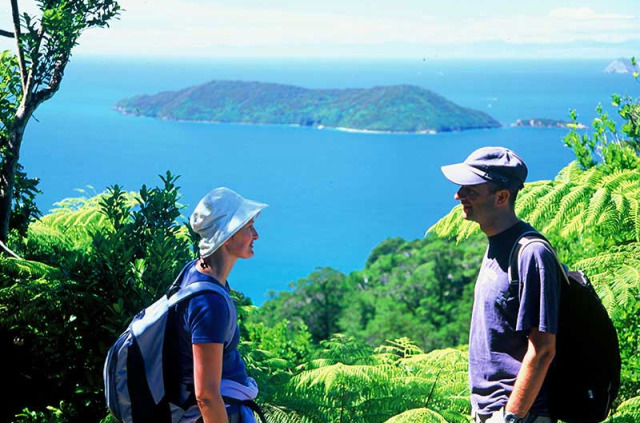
xmin=103 ymin=261 xmax=236 ymax=423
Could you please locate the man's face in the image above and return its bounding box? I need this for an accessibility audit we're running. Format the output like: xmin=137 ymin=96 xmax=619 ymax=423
xmin=454 ymin=183 xmax=499 ymax=224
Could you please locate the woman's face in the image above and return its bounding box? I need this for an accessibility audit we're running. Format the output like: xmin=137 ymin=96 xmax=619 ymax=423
xmin=225 ymin=218 xmax=259 ymax=259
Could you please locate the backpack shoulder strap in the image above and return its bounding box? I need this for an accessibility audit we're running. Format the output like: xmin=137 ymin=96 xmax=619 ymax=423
xmin=166 ymin=259 xmax=198 ymax=297
xmin=168 ymin=281 xmax=238 ymax=346
xmin=168 ymin=281 xmax=231 ymax=307
xmin=508 ymin=231 xmax=570 ymax=287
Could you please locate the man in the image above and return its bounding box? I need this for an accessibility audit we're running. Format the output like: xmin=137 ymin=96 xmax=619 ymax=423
xmin=441 ymin=147 xmax=560 ymax=423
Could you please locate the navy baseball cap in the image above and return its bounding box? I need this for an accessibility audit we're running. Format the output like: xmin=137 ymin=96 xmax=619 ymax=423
xmin=441 ymin=146 xmax=528 ymax=189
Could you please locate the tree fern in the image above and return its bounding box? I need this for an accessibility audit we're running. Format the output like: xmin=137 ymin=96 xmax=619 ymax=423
xmin=513 ymin=181 xmax=554 ymax=219
xmin=525 ymin=182 xmax=571 ymax=229
xmin=545 ymin=185 xmax=589 ymax=234
xmin=572 ymin=243 xmax=640 ymax=318
xmin=382 ymin=408 xmax=451 ymax=423
xmin=0 ymin=256 xmax=64 ymax=281
xmin=611 ymin=396 xmax=640 ymax=422
xmin=268 ymin=337 xmax=471 ymax=423
xmin=263 ymin=404 xmax=314 ymax=423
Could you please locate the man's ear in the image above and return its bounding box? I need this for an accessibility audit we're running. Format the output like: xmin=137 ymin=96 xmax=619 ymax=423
xmin=495 ymin=189 xmax=510 ymax=206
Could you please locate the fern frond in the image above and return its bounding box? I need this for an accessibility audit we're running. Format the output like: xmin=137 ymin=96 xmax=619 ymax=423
xmin=382 ymin=407 xmax=449 ymax=423
xmin=574 ymin=243 xmax=640 ymax=318
xmin=514 ymin=181 xmax=553 ymax=217
xmin=522 ymin=183 xmax=571 ymax=229
xmin=545 ymin=185 xmax=591 ymax=233
xmin=612 ymin=395 xmax=640 ymax=421
xmin=582 ymin=165 xmax=605 ymax=187
xmin=375 ymin=338 xmax=424 ymax=359
xmin=0 ymin=257 xmax=65 ymax=280
xmin=292 ymin=363 xmax=395 ymax=394
xmin=585 ymin=187 xmax=612 ymax=227
xmin=263 ymin=404 xmax=314 ymax=423
xmin=599 ymin=169 xmax=639 ymax=192
xmin=427 ymin=205 xmax=465 ymax=239
xmin=630 ymin=198 xmax=640 ymax=242
xmin=456 ymin=220 xmax=481 ymax=242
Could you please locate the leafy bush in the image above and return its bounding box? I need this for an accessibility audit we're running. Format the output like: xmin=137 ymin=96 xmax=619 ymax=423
xmin=0 ymin=172 xmax=194 ymax=422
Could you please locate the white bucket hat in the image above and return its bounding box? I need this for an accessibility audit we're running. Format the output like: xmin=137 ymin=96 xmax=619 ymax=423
xmin=190 ymin=187 xmax=268 ymax=258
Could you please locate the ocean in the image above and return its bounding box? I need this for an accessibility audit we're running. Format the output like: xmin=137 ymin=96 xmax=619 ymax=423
xmin=19 ymin=58 xmax=637 ymax=304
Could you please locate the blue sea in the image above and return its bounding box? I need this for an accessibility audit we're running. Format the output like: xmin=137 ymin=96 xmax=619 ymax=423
xmin=19 ymin=58 xmax=637 ymax=304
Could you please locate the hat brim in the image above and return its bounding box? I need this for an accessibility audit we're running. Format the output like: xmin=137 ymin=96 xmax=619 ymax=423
xmin=441 ymin=163 xmax=490 ymax=186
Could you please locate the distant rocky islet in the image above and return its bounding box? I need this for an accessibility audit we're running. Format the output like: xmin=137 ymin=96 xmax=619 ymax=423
xmin=511 ymin=118 xmax=587 ymax=129
xmin=604 ymin=58 xmax=639 ymax=74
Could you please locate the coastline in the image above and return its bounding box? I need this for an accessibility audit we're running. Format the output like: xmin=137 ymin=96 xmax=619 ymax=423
xmin=113 ymin=106 xmax=497 ymax=135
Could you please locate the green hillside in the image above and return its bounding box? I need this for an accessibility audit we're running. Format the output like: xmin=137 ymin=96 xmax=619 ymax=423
xmin=115 ymin=81 xmax=501 ymax=133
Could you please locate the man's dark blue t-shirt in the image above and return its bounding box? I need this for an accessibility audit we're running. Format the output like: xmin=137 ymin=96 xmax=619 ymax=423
xmin=469 ymin=221 xmax=561 ymax=417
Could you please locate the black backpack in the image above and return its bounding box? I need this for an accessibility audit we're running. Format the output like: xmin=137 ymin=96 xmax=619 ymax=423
xmin=508 ymin=232 xmax=621 ymax=423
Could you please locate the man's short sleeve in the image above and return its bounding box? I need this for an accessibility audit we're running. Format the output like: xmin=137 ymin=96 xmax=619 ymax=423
xmin=186 ymin=292 xmax=230 ymax=344
xmin=516 ymin=242 xmax=561 ymax=334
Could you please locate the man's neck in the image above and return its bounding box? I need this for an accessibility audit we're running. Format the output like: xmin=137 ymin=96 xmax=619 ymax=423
xmin=480 ymin=213 xmax=520 ymax=237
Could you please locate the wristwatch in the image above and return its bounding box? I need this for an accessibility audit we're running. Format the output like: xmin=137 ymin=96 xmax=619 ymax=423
xmin=503 ymin=412 xmax=524 ymax=423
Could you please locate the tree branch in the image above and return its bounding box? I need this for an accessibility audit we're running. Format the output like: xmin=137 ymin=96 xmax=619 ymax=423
xmin=32 ymin=55 xmax=69 ymax=107
xmin=10 ymin=0 xmax=27 ymax=92
xmin=24 ymin=26 xmax=45 ymax=96
xmin=0 ymin=29 xmax=15 ymax=38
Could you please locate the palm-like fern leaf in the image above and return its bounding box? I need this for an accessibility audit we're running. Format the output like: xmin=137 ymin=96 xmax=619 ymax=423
xmin=382 ymin=407 xmax=452 ymax=423
xmin=574 ymin=243 xmax=640 ymax=318
xmin=0 ymin=257 xmax=64 ymax=280
xmin=612 ymin=395 xmax=640 ymax=422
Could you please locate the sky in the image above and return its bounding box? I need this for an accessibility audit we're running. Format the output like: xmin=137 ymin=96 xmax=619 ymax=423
xmin=0 ymin=0 xmax=639 ymax=59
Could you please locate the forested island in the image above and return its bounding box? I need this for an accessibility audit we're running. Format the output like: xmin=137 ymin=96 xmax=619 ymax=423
xmin=115 ymin=81 xmax=501 ymax=133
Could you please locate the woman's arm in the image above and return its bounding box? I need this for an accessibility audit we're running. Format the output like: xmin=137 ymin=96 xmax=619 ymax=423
xmin=193 ymin=342 xmax=228 ymax=423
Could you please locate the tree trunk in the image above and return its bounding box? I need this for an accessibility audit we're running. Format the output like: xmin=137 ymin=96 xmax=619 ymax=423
xmin=0 ymin=109 xmax=30 ymax=243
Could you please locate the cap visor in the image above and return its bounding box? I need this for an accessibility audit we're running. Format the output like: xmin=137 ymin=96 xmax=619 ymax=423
xmin=441 ymin=163 xmax=489 ymax=186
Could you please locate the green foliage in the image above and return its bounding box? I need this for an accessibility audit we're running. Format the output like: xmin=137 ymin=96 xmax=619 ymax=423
xmin=611 ymin=396 xmax=640 ymax=423
xmin=10 ymin=163 xmax=42 ymax=237
xmin=13 ymin=402 xmax=69 ymax=423
xmin=0 ymin=172 xmax=193 ymax=422
xmin=564 ymin=59 xmax=639 ymax=171
xmin=614 ymin=298 xmax=640 ymax=402
xmin=116 ymin=81 xmax=500 ymax=133
xmin=1 ymin=1 xmax=121 ymax=243
xmin=265 ymin=336 xmax=470 ymax=423
xmin=14 ymin=0 xmax=121 ymax=93
xmin=341 ymin=237 xmax=484 ymax=350
xmin=0 ymin=50 xmax=22 ymax=134
xmin=260 ymin=267 xmax=350 ymax=342
xmin=255 ymin=236 xmax=484 ymax=352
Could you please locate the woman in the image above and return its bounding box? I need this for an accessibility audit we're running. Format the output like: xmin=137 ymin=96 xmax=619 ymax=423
xmin=174 ymin=187 xmax=267 ymax=423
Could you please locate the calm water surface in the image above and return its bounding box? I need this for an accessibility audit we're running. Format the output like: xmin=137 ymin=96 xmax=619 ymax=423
xmin=19 ymin=58 xmax=636 ymax=303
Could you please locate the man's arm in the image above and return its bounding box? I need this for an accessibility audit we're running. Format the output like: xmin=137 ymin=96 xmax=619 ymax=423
xmin=505 ymin=328 xmax=556 ymax=418
xmin=193 ymin=342 xmax=229 ymax=423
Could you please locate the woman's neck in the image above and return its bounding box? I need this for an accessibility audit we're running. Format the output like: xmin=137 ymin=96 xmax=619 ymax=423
xmin=198 ymin=251 xmax=237 ymax=285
